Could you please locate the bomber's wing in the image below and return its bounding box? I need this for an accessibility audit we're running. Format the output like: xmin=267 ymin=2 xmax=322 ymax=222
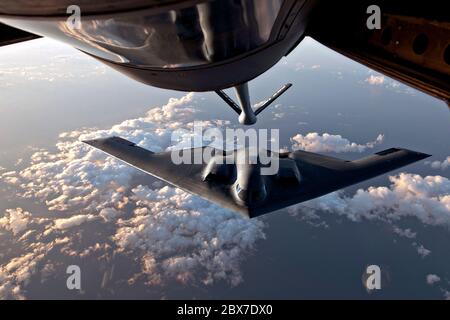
xmin=83 ymin=136 xmax=248 ymax=215
xmin=252 ymin=147 xmax=430 ymax=217
xmin=0 ymin=23 xmax=39 ymax=47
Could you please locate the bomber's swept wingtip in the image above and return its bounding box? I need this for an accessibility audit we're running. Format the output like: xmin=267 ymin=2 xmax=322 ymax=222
xmin=375 ymin=147 xmax=431 ymax=161
xmin=82 ymin=136 xmax=138 ymax=149
xmin=415 ymin=150 xmax=432 ymax=160
xmin=82 ymin=137 xmax=108 ymax=146
xmin=81 ymin=139 xmax=95 ymax=146
xmin=401 ymin=148 xmax=432 ymax=161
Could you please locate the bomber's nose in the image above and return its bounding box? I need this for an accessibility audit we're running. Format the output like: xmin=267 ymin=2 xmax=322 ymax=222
xmin=233 ymin=160 xmax=267 ymax=206
xmin=234 ymin=181 xmax=267 ymax=206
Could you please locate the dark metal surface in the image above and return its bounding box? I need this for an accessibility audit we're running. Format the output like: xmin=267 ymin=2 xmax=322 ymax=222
xmin=0 ymin=0 xmax=312 ymax=91
xmin=0 ymin=22 xmax=39 ymax=46
xmin=254 ymin=83 xmax=292 ymax=115
xmin=84 ymin=136 xmax=430 ymax=218
xmin=215 ymin=82 xmax=293 ymax=124
xmin=307 ymin=0 xmax=450 ymax=103
xmin=0 ymin=0 xmax=186 ymax=16
xmin=0 ymin=0 xmax=447 ymax=110
xmin=0 ymin=0 xmax=286 ymax=67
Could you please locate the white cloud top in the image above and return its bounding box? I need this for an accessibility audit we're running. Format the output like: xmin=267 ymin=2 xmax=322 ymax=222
xmin=114 ymin=185 xmax=265 ymax=286
xmin=54 ymin=214 xmax=96 ymax=230
xmin=426 ymin=274 xmax=441 ymax=285
xmin=0 ymin=92 xmax=265 ymax=297
xmin=365 ymin=75 xmax=385 ymax=85
xmin=297 ymin=173 xmax=450 ymax=227
xmin=291 ymin=132 xmax=384 ymax=153
xmin=426 ymin=156 xmax=450 ymax=170
xmin=0 ymin=208 xmax=32 ymax=236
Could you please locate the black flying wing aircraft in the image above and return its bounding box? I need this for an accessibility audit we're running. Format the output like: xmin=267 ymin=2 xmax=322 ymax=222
xmin=84 ymin=136 xmax=430 ymax=218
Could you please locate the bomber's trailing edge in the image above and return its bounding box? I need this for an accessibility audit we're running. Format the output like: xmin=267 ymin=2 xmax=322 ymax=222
xmin=84 ymin=136 xmax=430 ymax=218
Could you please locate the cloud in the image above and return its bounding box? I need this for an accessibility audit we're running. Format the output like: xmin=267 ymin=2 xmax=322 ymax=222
xmin=53 ymin=214 xmax=97 ymax=230
xmin=426 ymin=156 xmax=450 ymax=170
xmin=290 ymin=132 xmax=384 ymax=153
xmin=114 ymin=185 xmax=265 ymax=286
xmin=393 ymin=226 xmax=416 ymax=239
xmin=293 ymin=62 xmax=320 ymax=71
xmin=365 ymin=75 xmax=385 ymax=85
xmin=0 ymin=56 xmax=107 ymax=87
xmin=1 ymin=93 xmax=199 ymax=213
xmin=300 ymin=173 xmax=450 ymax=227
xmin=426 ymin=274 xmax=441 ymax=285
xmin=0 ymin=92 xmax=266 ymax=291
xmin=1 ymin=37 xmax=445 ymax=299
xmin=414 ymin=243 xmax=431 ymax=258
xmin=0 ymin=39 xmax=108 ymax=88
xmin=287 ymin=206 xmax=329 ymax=229
xmin=273 ymin=112 xmax=285 ymax=120
xmin=1 ymin=171 xmax=20 ymax=185
xmin=0 ymin=89 xmax=446 ymax=297
xmin=0 ymin=208 xmax=32 ymax=236
xmin=294 ymin=62 xmax=305 ymax=71
xmin=99 ymin=207 xmax=122 ymax=222
xmin=0 ymin=235 xmax=70 ymax=299
xmin=363 ymin=73 xmax=417 ymax=96
xmin=288 ymin=173 xmax=449 ymax=261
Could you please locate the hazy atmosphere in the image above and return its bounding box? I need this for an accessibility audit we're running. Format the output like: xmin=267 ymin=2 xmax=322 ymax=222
xmin=0 ymin=37 xmax=449 ymax=299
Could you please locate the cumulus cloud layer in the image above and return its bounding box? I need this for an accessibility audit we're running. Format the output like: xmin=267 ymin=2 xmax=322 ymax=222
xmin=363 ymin=72 xmax=417 ymax=96
xmin=393 ymin=227 xmax=416 ymax=239
xmin=0 ymin=207 xmax=70 ymax=299
xmin=0 ymin=92 xmax=266 ymax=297
xmin=294 ymin=173 xmax=450 ymax=228
xmin=0 ymin=208 xmax=32 ymax=236
xmin=290 ymin=132 xmax=384 ymax=153
xmin=365 ymin=75 xmax=385 ymax=85
xmin=415 ymin=244 xmax=431 ymax=258
xmin=0 ymin=90 xmax=447 ymax=298
xmin=2 ymin=93 xmax=199 ymax=212
xmin=115 ymin=185 xmax=265 ymax=286
xmin=0 ymin=37 xmax=447 ymax=299
xmin=0 ymin=39 xmax=108 ymax=88
xmin=426 ymin=274 xmax=441 ymax=285
xmin=53 ymin=214 xmax=97 ymax=230
xmin=426 ymin=156 xmax=450 ymax=170
xmin=0 ymin=236 xmax=70 ymax=299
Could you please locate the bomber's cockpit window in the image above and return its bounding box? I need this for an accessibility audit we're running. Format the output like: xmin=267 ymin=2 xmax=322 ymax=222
xmin=235 ymin=182 xmax=266 ymax=204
